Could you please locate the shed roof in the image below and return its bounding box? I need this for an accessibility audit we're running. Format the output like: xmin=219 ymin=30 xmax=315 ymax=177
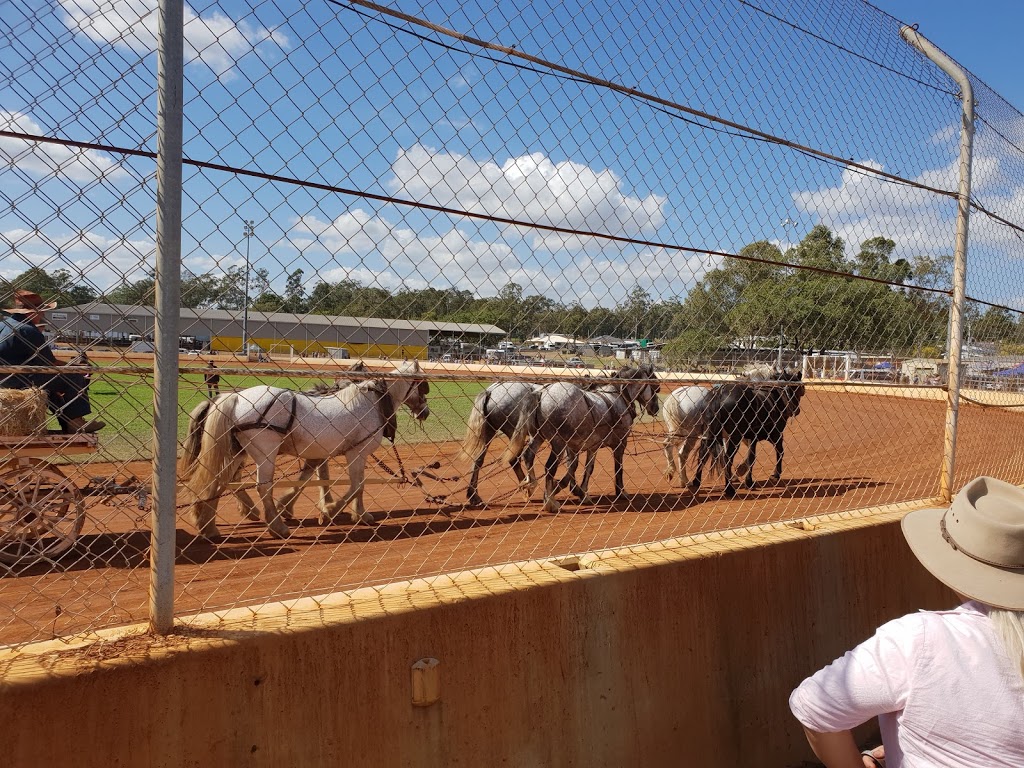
xmin=63 ymin=303 xmax=505 ymax=336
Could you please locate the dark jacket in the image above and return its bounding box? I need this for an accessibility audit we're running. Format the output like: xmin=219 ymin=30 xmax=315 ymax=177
xmin=0 ymin=312 xmax=59 ymax=387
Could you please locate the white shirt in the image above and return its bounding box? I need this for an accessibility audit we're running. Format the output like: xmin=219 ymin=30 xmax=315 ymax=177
xmin=790 ymin=603 xmax=1024 ymax=767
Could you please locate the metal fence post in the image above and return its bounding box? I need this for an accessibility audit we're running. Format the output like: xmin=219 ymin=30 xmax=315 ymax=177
xmin=151 ymin=0 xmax=184 ymax=633
xmin=900 ymin=26 xmax=975 ymax=503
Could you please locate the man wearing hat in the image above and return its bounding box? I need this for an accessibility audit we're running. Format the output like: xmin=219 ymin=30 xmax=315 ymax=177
xmin=0 ymin=289 xmax=104 ymax=433
xmin=790 ymin=476 xmax=1024 ymax=767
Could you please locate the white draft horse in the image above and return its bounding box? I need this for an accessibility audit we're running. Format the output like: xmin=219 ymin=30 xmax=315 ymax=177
xmin=660 ymin=385 xmax=714 ymax=487
xmin=502 ymin=364 xmax=660 ymax=513
xmin=179 ymin=359 xmax=429 ymax=539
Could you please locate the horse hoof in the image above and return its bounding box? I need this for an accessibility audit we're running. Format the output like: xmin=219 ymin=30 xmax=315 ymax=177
xmin=743 ymin=479 xmax=755 ymax=490
xmin=242 ymin=510 xmax=262 ymax=522
xmin=198 ymin=525 xmax=222 ymax=540
xmin=350 ymin=512 xmax=375 ymax=526
xmin=724 ymin=487 xmax=737 ymax=499
xmin=543 ymin=500 xmax=562 ymax=514
xmin=268 ymin=521 xmax=291 ymax=539
xmin=466 ymin=494 xmax=484 ymax=509
xmin=318 ymin=512 xmax=332 ymax=526
xmin=687 ymin=481 xmax=700 ymax=493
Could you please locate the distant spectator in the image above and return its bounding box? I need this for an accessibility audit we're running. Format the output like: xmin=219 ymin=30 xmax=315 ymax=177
xmin=790 ymin=475 xmax=1024 ymax=767
xmin=204 ymin=360 xmax=220 ymax=398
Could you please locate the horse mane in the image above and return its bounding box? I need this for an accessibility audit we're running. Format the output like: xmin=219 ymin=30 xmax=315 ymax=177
xmin=366 ymin=380 xmax=396 ymax=442
xmin=302 ymin=360 xmax=371 ymax=396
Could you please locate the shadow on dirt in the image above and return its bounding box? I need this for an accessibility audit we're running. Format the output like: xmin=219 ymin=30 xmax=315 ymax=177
xmin=2 ymin=476 xmax=888 ymax=577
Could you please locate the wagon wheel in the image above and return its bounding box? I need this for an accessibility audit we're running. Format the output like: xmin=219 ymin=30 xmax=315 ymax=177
xmin=0 ymin=460 xmax=85 ymax=566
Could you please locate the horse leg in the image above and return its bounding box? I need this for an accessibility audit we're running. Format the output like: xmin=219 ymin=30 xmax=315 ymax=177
xmin=612 ymin=442 xmax=627 ymax=499
xmin=678 ymin=433 xmax=700 ymax=488
xmin=563 ymin=450 xmax=584 ymax=497
xmin=519 ymin=438 xmax=540 ymax=502
xmin=723 ymin=436 xmax=741 ymax=499
xmin=689 ymin=436 xmax=710 ymax=493
xmin=278 ymin=459 xmax=320 ymax=521
xmin=314 ymin=461 xmax=336 ymax=519
xmin=743 ymin=441 xmax=757 ymax=489
xmin=770 ymin=434 xmax=784 ymax=483
xmin=466 ymin=433 xmax=490 ymax=508
xmin=542 ymin=444 xmax=563 ymax=514
xmin=235 ymin=489 xmax=261 ymax=522
xmin=190 ymin=498 xmax=222 ymax=538
xmin=252 ymin=456 xmax=290 ymax=540
xmin=330 ymin=454 xmax=373 ymax=526
xmin=578 ymin=451 xmax=598 ymax=504
xmin=663 ymin=436 xmax=677 ymax=482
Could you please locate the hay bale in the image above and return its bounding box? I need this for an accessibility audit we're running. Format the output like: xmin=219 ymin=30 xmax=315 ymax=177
xmin=0 ymin=388 xmax=48 ymax=436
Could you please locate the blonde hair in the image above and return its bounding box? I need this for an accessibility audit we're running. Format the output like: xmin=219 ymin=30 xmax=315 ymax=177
xmin=989 ymin=608 xmax=1024 ymax=681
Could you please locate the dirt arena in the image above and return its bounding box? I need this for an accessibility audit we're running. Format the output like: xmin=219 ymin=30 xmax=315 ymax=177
xmin=4 ymin=386 xmax=1024 ymax=646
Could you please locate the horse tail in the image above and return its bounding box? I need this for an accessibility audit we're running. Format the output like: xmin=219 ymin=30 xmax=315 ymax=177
xmin=184 ymin=393 xmax=241 ymax=502
xmin=459 ymin=388 xmax=491 ymax=465
xmin=179 ymin=398 xmax=215 ymax=480
xmin=661 ymin=390 xmax=682 ymax=437
xmin=502 ymin=389 xmax=541 ymax=464
xmin=700 ymin=389 xmax=727 ymax=479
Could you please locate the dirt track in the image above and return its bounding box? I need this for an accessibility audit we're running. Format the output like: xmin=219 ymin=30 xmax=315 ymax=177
xmin=4 ymin=388 xmax=1024 ymax=646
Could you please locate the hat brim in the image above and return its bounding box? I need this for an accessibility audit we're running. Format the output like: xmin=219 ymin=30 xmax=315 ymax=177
xmin=7 ymin=303 xmax=56 ymax=313
xmin=902 ymin=507 xmax=1024 ymax=610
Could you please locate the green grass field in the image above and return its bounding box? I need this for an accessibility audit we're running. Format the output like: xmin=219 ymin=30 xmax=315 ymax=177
xmin=78 ymin=366 xmax=487 ymax=463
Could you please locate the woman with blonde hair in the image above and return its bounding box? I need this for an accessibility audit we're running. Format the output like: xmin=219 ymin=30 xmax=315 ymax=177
xmin=790 ymin=475 xmax=1024 ymax=767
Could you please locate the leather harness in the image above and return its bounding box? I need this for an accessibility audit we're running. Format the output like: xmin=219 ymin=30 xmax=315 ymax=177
xmin=230 ymin=381 xmax=398 ymax=443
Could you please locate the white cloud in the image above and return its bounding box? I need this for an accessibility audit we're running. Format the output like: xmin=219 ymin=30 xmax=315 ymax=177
xmin=59 ymin=0 xmax=288 ymax=77
xmin=0 ymin=111 xmax=127 ymax=181
xmin=0 ymin=227 xmax=152 ymax=290
xmin=792 ymin=153 xmax=1024 ymax=261
xmin=387 ymin=145 xmax=666 ymax=250
xmin=289 ymin=210 xmax=709 ymax=307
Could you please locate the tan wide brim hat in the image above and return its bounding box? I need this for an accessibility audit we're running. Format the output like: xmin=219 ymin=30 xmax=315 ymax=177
xmin=903 ymin=476 xmax=1024 ymax=610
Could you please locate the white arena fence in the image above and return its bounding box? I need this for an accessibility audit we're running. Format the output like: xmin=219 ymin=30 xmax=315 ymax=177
xmin=0 ymin=0 xmax=1023 ymax=648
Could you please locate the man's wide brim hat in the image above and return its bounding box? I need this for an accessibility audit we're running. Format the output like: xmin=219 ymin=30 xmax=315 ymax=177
xmin=7 ymin=289 xmax=57 ymax=314
xmin=903 ymin=476 xmax=1024 ymax=610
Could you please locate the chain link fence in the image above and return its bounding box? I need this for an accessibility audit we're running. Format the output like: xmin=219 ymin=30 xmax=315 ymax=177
xmin=1 ymin=0 xmax=1023 ymax=647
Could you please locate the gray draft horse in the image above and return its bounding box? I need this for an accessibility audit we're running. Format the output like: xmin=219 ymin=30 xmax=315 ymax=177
xmin=460 ymin=381 xmax=541 ymax=507
xmin=502 ymin=364 xmax=660 ymax=513
xmin=461 ymin=379 xmax=601 ymax=507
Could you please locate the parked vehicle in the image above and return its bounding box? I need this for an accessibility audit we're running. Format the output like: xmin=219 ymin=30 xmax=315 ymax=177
xmin=566 ymin=357 xmax=587 ymax=368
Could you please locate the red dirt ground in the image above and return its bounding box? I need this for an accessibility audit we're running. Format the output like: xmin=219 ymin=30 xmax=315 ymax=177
xmin=3 ymin=388 xmax=1024 ymax=646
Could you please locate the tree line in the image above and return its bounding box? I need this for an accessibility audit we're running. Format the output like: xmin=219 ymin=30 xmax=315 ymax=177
xmin=4 ymin=225 xmax=1019 ymax=358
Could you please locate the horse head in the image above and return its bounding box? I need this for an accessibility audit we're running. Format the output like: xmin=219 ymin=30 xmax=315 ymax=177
xmin=614 ymin=364 xmax=659 ymax=417
xmin=779 ymin=368 xmax=805 ymax=417
xmin=395 ymin=359 xmax=430 ymax=421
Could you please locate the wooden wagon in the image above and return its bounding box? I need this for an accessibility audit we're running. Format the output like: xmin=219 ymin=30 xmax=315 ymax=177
xmin=0 ymin=432 xmax=98 ymax=565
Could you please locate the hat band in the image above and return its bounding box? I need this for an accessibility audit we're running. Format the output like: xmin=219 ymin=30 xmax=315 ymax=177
xmin=941 ymin=514 xmax=1024 ymax=570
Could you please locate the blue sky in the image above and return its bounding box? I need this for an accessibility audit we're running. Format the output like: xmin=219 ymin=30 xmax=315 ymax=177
xmin=876 ymin=0 xmax=1024 ymax=111
xmin=1 ymin=0 xmax=1022 ymax=311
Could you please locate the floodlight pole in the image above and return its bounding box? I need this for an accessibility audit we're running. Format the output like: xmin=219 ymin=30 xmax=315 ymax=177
xmin=242 ymin=220 xmax=254 ymax=356
xmin=900 ymin=25 xmax=974 ymax=503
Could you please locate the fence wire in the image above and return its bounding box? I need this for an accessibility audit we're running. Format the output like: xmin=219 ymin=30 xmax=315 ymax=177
xmin=1 ymin=0 xmax=1023 ymax=647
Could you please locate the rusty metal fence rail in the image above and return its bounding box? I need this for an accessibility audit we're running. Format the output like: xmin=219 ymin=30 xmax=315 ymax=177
xmin=1 ymin=0 xmax=1023 ymax=648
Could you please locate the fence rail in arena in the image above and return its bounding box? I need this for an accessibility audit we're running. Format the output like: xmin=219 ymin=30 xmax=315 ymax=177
xmin=0 ymin=0 xmax=1023 ymax=649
